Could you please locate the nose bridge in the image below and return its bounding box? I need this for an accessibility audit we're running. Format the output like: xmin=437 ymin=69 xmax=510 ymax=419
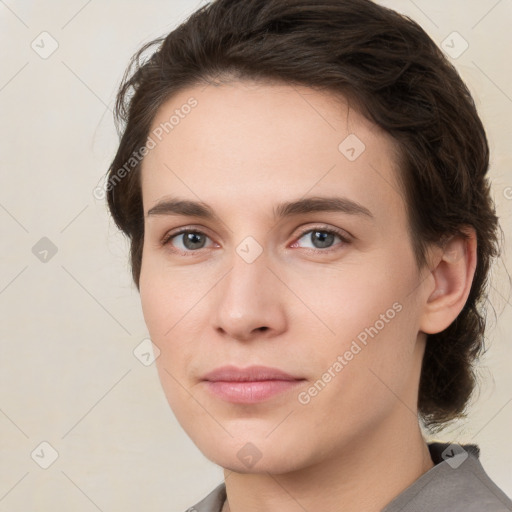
xmin=222 ymin=246 xmax=272 ymax=313
xmin=212 ymin=243 xmax=285 ymax=339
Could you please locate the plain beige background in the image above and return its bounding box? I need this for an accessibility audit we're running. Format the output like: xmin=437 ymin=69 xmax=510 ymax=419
xmin=0 ymin=0 xmax=511 ymax=510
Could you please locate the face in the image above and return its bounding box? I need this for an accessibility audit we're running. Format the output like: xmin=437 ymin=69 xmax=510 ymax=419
xmin=139 ymin=80 xmax=431 ymax=474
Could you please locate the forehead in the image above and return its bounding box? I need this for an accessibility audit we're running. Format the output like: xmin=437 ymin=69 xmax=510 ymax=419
xmin=140 ymin=80 xmax=406 ymax=227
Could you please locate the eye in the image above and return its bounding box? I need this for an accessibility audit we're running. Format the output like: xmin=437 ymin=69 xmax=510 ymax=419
xmin=292 ymin=227 xmax=350 ymax=251
xmin=162 ymin=229 xmax=215 ymax=253
xmin=161 ymin=225 xmax=350 ymax=255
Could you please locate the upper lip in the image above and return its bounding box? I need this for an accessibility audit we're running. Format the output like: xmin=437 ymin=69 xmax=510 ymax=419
xmin=202 ymin=365 xmax=303 ymax=382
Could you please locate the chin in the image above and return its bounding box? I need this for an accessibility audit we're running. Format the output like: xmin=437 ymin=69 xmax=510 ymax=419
xmin=189 ymin=432 xmax=312 ymax=475
xmin=210 ymin=452 xmax=306 ymax=475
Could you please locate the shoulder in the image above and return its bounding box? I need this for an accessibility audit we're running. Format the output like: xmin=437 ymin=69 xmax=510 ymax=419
xmin=383 ymin=442 xmax=512 ymax=512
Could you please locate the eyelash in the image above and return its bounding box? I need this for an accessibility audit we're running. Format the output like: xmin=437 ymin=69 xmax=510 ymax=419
xmin=160 ymin=225 xmax=351 ymax=256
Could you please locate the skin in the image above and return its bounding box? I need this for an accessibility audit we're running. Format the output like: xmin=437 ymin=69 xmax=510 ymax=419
xmin=138 ymin=80 xmax=477 ymax=512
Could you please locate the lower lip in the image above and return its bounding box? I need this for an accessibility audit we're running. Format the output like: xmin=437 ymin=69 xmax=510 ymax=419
xmin=203 ymin=380 xmax=304 ymax=404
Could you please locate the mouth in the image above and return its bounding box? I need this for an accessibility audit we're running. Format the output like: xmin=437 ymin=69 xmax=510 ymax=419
xmin=201 ymin=365 xmax=306 ymax=404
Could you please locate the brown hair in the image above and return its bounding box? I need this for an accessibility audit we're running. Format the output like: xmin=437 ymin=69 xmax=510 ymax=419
xmin=105 ymin=0 xmax=502 ymax=431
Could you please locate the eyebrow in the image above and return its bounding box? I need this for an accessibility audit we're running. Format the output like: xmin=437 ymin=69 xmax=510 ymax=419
xmin=146 ymin=196 xmax=374 ymax=221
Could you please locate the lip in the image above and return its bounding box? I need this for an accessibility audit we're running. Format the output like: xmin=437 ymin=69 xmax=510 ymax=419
xmin=202 ymin=365 xmax=301 ymax=382
xmin=201 ymin=365 xmax=305 ymax=404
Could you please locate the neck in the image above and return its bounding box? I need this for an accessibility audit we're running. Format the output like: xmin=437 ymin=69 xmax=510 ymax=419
xmin=222 ymin=414 xmax=434 ymax=512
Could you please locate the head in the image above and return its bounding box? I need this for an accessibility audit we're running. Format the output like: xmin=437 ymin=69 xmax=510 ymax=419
xmin=105 ymin=0 xmax=501 ymax=472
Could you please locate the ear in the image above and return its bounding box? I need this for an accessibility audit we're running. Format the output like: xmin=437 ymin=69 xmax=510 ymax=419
xmin=419 ymin=227 xmax=477 ymax=335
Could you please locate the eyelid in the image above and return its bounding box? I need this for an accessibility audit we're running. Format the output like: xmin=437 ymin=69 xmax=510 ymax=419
xmin=294 ymin=224 xmax=352 ymax=240
xmin=160 ymin=224 xmax=215 ymax=246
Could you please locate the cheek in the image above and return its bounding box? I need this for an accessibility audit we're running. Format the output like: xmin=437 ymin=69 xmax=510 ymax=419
xmin=294 ymin=256 xmax=421 ymax=413
xmin=139 ymin=251 xmax=163 ymax=329
xmin=290 ymin=258 xmax=413 ymax=345
xmin=139 ymin=254 xmax=204 ymax=337
xmin=295 ymin=310 xmax=420 ymax=453
xmin=139 ymin=257 xmax=209 ymax=386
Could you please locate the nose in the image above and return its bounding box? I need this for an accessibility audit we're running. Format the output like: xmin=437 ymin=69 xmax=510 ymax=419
xmin=212 ymin=249 xmax=288 ymax=342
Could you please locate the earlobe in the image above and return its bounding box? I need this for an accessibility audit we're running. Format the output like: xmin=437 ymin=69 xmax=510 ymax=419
xmin=419 ymin=227 xmax=477 ymax=335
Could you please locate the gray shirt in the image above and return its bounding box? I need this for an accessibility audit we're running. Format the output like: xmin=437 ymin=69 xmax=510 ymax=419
xmin=185 ymin=443 xmax=512 ymax=511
